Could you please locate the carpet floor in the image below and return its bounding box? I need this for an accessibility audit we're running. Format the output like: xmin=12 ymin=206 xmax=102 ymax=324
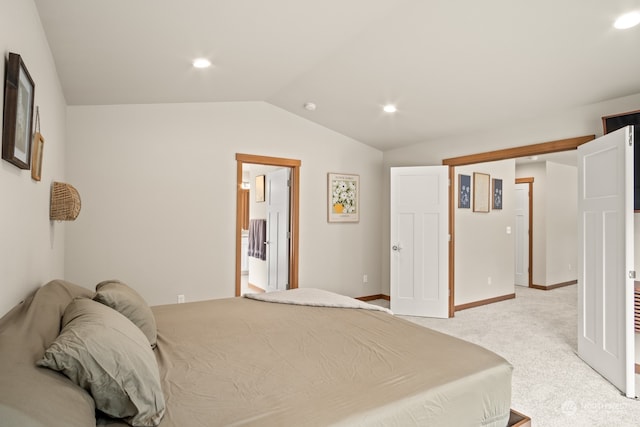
xmin=397 ymin=285 xmax=640 ymax=427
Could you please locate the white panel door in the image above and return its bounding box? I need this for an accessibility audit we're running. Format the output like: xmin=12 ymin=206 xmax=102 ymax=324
xmin=266 ymin=168 xmax=290 ymax=292
xmin=514 ymin=183 xmax=530 ymax=286
xmin=578 ymin=126 xmax=635 ymax=398
xmin=390 ymin=166 xmax=449 ymax=318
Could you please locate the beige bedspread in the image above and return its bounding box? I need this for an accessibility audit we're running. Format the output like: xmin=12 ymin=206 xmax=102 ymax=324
xmin=99 ymin=296 xmax=512 ymax=427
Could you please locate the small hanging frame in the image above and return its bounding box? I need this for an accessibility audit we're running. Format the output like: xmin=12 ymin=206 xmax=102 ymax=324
xmin=31 ymin=106 xmax=45 ymax=181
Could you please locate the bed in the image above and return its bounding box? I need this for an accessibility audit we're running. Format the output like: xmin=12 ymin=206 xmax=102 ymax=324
xmin=0 ymin=280 xmax=516 ymax=426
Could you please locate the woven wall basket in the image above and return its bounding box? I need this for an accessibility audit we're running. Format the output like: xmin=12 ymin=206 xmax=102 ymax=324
xmin=50 ymin=182 xmax=81 ymax=220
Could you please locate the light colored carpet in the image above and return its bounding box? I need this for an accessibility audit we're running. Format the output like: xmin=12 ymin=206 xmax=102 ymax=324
xmin=395 ymin=285 xmax=640 ymax=427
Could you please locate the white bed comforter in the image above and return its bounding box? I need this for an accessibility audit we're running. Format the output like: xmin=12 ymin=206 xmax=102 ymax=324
xmin=243 ymin=288 xmax=393 ymax=315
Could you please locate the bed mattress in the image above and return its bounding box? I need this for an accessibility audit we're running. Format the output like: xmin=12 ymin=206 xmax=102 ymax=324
xmin=98 ymin=296 xmax=512 ymax=426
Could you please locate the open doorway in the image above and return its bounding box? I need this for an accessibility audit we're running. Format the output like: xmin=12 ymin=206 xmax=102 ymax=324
xmin=515 ymin=155 xmax=579 ymax=291
xmin=235 ymin=154 xmax=301 ymax=297
xmin=240 ymin=164 xmax=291 ymax=295
xmin=443 ymin=134 xmax=595 ymax=316
xmin=514 ymin=177 xmax=533 ymax=288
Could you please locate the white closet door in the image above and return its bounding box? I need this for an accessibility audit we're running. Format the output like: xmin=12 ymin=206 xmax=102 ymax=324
xmin=578 ymin=126 xmax=635 ymax=398
xmin=266 ymin=168 xmax=290 ymax=292
xmin=390 ymin=166 xmax=449 ymax=318
xmin=514 ymin=183 xmax=530 ymax=286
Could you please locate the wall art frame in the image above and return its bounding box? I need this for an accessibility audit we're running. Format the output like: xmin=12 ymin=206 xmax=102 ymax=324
xmin=473 ymin=172 xmax=490 ymax=213
xmin=31 ymin=132 xmax=45 ymax=181
xmin=492 ymin=178 xmax=503 ymax=210
xmin=255 ymin=175 xmax=265 ymax=202
xmin=458 ymin=174 xmax=471 ymax=208
xmin=328 ymin=172 xmax=359 ymax=223
xmin=2 ymin=52 xmax=35 ymax=169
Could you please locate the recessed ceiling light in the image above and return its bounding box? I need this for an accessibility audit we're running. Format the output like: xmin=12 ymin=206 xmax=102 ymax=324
xmin=614 ymin=11 xmax=640 ymax=29
xmin=193 ymin=58 xmax=212 ymax=68
xmin=383 ymin=104 xmax=397 ymax=113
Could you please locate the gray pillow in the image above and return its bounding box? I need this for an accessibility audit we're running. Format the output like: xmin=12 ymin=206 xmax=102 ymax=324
xmin=94 ymin=280 xmax=157 ymax=348
xmin=37 ymin=298 xmax=165 ymax=426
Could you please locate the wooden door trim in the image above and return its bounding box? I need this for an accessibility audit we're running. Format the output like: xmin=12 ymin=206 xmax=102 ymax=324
xmin=443 ymin=134 xmax=594 ymax=316
xmin=442 ymin=135 xmax=595 ymax=167
xmin=447 ymin=166 xmax=456 ymax=317
xmin=515 ymin=177 xmax=534 ymax=287
xmin=235 ymin=153 xmax=301 ymax=297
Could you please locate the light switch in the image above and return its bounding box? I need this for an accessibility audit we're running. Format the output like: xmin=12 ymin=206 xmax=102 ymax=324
xmin=506 ymin=226 xmax=512 ymax=234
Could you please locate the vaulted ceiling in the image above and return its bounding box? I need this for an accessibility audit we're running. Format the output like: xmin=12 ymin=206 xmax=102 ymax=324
xmin=34 ymin=0 xmax=640 ymax=151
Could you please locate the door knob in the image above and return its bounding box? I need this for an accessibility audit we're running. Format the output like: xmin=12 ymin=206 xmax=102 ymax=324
xmin=392 ymin=245 xmax=402 ymax=251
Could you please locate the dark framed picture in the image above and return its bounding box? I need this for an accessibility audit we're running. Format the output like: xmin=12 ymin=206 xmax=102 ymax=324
xmin=492 ymin=178 xmax=503 ymax=210
xmin=2 ymin=52 xmax=35 ymax=169
xmin=458 ymin=174 xmax=471 ymax=208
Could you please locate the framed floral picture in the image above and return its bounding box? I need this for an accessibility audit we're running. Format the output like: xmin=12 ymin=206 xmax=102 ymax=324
xmin=328 ymin=173 xmax=359 ymax=222
xmin=458 ymin=174 xmax=471 ymax=208
xmin=492 ymin=178 xmax=503 ymax=209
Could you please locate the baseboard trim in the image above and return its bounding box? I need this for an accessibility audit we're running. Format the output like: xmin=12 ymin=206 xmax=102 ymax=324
xmin=530 ymin=280 xmax=577 ymax=291
xmin=247 ymin=283 xmax=266 ymax=293
xmin=356 ymin=294 xmax=390 ymax=302
xmin=455 ymin=293 xmax=515 ymax=312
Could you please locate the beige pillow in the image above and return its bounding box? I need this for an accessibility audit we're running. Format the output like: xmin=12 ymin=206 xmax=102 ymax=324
xmin=0 ymin=280 xmax=97 ymax=427
xmin=94 ymin=280 xmax=157 ymax=348
xmin=37 ymin=298 xmax=165 ymax=427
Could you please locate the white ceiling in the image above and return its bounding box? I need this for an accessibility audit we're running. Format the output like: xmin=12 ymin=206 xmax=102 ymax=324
xmin=515 ymin=150 xmax=577 ymax=167
xmin=33 ymin=0 xmax=640 ymax=151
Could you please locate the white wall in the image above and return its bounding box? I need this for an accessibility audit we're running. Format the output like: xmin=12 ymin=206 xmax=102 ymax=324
xmin=0 ymin=0 xmax=68 ymax=316
xmin=382 ymin=92 xmax=640 ymax=304
xmin=65 ymin=102 xmax=384 ymax=306
xmin=545 ymin=162 xmax=577 ymax=285
xmin=515 ymin=162 xmax=547 ymax=285
xmin=516 ymin=161 xmax=578 ymax=287
xmin=454 ymin=160 xmax=515 ymax=305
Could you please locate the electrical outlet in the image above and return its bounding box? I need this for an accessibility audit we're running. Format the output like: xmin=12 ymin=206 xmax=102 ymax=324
xmin=177 ymin=294 xmax=185 ymax=304
xmin=568 ymin=264 xmax=572 ymax=271
xmin=363 ymin=274 xmax=368 ymax=284
xmin=487 ymin=277 xmax=492 ymax=285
